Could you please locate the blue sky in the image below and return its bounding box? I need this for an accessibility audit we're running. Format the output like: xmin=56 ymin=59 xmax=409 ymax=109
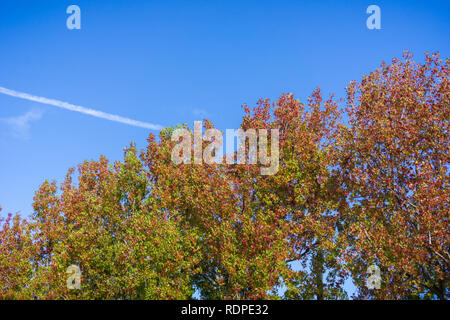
xmin=0 ymin=1 xmax=449 ymax=296
xmin=1 ymin=0 xmax=449 ymax=217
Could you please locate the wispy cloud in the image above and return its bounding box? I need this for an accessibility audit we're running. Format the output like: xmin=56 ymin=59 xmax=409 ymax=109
xmin=1 ymin=109 xmax=44 ymax=140
xmin=0 ymin=86 xmax=163 ymax=130
xmin=192 ymin=108 xmax=211 ymax=118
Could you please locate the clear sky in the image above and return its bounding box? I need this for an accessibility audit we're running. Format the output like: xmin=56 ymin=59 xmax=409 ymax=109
xmin=0 ymin=0 xmax=448 ymax=223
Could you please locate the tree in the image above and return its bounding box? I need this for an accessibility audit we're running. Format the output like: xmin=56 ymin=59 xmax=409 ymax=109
xmin=339 ymin=52 xmax=449 ymax=299
xmin=145 ymin=93 xmax=348 ymax=299
xmin=144 ymin=124 xmax=289 ymax=299
xmin=1 ymin=146 xmax=201 ymax=299
xmin=0 ymin=209 xmax=36 ymax=299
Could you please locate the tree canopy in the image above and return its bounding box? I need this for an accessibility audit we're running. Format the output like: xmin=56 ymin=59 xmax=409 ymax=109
xmin=1 ymin=52 xmax=448 ymax=299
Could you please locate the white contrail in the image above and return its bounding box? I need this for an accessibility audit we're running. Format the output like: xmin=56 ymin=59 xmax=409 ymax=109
xmin=0 ymin=86 xmax=162 ymax=130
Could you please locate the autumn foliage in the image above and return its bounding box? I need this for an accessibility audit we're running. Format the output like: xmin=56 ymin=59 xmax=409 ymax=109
xmin=1 ymin=52 xmax=448 ymax=299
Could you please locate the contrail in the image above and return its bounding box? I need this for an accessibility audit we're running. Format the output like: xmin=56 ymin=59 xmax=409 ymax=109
xmin=0 ymin=86 xmax=162 ymax=130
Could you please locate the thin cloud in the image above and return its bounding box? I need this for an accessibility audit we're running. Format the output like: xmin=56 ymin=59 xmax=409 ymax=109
xmin=0 ymin=86 xmax=163 ymax=130
xmin=1 ymin=109 xmax=44 ymax=140
xmin=192 ymin=108 xmax=211 ymax=118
